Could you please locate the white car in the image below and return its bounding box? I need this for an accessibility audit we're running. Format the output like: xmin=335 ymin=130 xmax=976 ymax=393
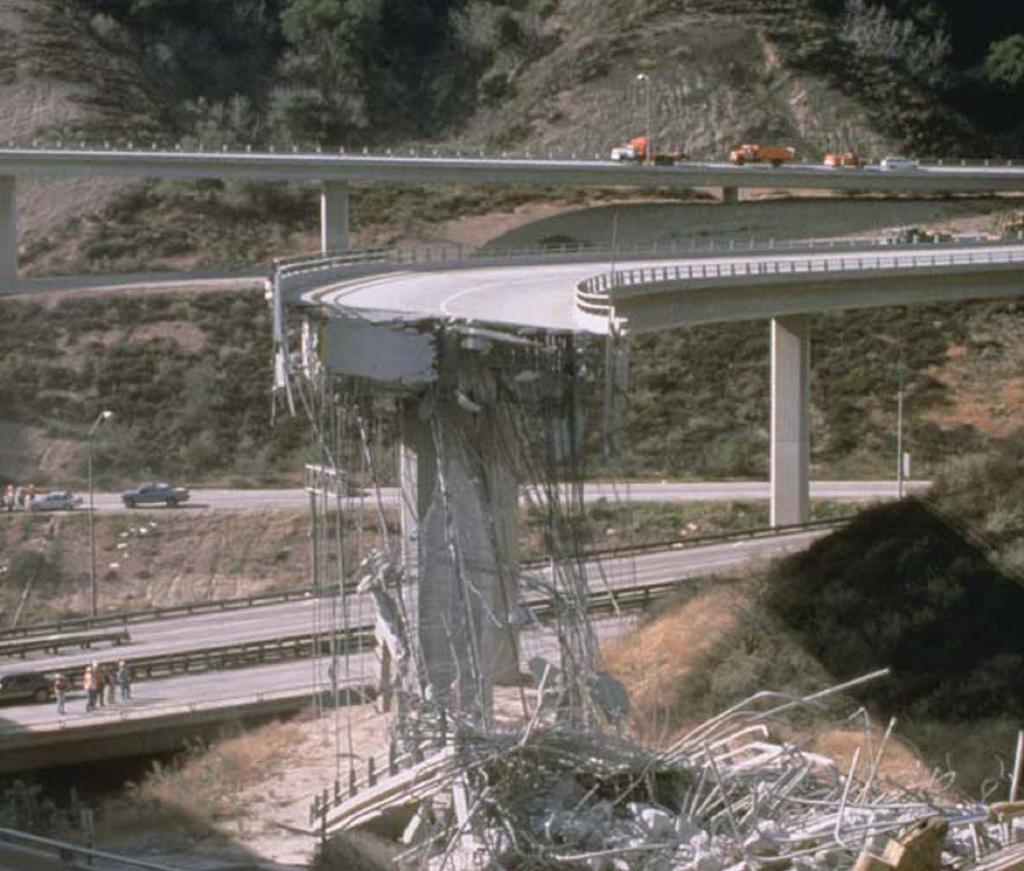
xmin=880 ymin=155 xmax=920 ymax=171
xmin=29 ymin=490 xmax=83 ymax=511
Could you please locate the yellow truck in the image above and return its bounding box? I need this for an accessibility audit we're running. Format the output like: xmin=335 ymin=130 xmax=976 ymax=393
xmin=729 ymin=143 xmax=796 ymax=166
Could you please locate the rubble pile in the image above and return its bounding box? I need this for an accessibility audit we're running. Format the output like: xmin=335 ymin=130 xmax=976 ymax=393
xmin=379 ymin=674 xmax=1024 ymax=870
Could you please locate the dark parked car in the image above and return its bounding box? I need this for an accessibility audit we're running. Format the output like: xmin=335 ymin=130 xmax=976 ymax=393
xmin=122 ymin=482 xmax=191 ymax=508
xmin=0 ymin=671 xmax=53 ymax=704
xmin=29 ymin=490 xmax=84 ymax=512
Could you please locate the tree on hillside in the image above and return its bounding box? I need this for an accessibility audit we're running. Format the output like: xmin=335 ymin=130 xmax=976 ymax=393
xmin=275 ymin=0 xmax=481 ymax=143
xmin=984 ymin=34 xmax=1024 ymax=91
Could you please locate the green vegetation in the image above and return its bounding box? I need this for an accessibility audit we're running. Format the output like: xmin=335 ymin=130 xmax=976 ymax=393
xmin=984 ymin=34 xmax=1024 ymax=92
xmin=621 ymin=299 xmax=1010 ymax=480
xmin=769 ymin=498 xmax=1024 ymax=720
xmin=0 ymin=291 xmax=308 ymax=485
xmin=788 ymin=1 xmax=1024 ymax=153
xmin=19 ymin=0 xmax=550 ymax=147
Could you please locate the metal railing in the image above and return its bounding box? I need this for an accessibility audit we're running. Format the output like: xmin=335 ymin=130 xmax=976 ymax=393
xmin=0 ymin=826 xmax=182 ymax=869
xmin=0 ymin=585 xmax=319 ymax=641
xmin=1 ymin=141 xmax=1023 ymax=169
xmin=42 ymin=625 xmax=375 ymax=689
xmin=575 ymin=241 xmax=1024 ymax=315
xmin=0 ymin=628 xmax=130 ymax=659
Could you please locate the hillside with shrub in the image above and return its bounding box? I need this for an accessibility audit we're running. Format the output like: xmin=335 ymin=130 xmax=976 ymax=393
xmin=607 ymin=439 xmax=1024 ymax=790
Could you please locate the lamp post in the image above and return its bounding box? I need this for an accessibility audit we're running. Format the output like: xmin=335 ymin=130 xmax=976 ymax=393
xmin=636 ymin=73 xmax=652 ymax=165
xmin=87 ymin=410 xmax=113 ymax=617
xmin=895 ymin=353 xmax=905 ymax=499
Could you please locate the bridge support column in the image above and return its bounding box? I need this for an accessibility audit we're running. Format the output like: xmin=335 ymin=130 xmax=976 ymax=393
xmin=721 ymin=186 xmax=740 ymax=204
xmin=320 ymin=181 xmax=349 ymax=254
xmin=402 ymin=342 xmax=521 ymax=721
xmin=0 ymin=176 xmax=16 ymax=284
xmin=770 ymin=315 xmax=810 ymax=526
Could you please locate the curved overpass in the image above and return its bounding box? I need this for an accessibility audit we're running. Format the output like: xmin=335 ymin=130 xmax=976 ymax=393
xmin=279 ymin=239 xmax=1024 ymax=526
xmin=290 ymin=240 xmax=1024 ymax=333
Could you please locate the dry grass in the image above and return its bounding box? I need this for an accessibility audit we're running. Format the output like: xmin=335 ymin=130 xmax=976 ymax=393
xmin=95 ymin=718 xmax=305 ymax=845
xmin=602 ymin=581 xmax=752 ymax=743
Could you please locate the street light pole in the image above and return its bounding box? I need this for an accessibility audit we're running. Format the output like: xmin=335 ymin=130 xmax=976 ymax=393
xmin=87 ymin=410 xmax=113 ymax=617
xmin=896 ymin=354 xmax=904 ymax=499
xmin=636 ymin=73 xmax=652 ymax=165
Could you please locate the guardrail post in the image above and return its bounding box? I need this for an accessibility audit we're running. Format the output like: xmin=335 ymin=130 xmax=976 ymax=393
xmin=367 ymin=756 xmax=377 ymax=787
xmin=388 ymin=741 xmax=398 ymax=776
xmin=349 ymin=767 xmax=357 ymax=797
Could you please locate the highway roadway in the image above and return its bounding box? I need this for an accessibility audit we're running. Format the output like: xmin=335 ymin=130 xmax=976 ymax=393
xmin=303 ymin=242 xmax=1024 ymax=333
xmin=5 ymin=146 xmax=1024 ymax=194
xmin=80 ymin=480 xmax=926 ymax=513
xmin=0 ymin=529 xmax=825 ymax=731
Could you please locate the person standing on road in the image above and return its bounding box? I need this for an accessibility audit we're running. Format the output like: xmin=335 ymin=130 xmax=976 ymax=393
xmin=95 ymin=663 xmax=106 ymax=707
xmin=84 ymin=664 xmax=96 ymax=712
xmin=14 ymin=485 xmax=24 ymax=509
xmin=116 ymin=660 xmax=132 ymax=701
xmin=104 ymin=665 xmax=117 ymax=705
xmin=53 ymin=672 xmax=68 ymax=716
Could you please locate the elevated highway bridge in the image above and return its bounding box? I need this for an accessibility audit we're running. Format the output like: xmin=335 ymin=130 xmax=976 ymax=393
xmin=3 ymin=143 xmax=1024 ymax=283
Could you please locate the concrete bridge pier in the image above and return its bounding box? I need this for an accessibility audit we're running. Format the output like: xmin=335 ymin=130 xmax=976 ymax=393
xmin=320 ymin=181 xmax=349 ymax=254
xmin=0 ymin=176 xmax=16 ymax=283
xmin=721 ymin=185 xmax=740 ymax=204
xmin=770 ymin=315 xmax=810 ymax=526
xmin=400 ymin=342 xmax=521 ymax=720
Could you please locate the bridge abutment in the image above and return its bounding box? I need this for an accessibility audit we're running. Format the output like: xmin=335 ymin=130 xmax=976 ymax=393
xmin=0 ymin=176 xmax=16 ymax=283
xmin=770 ymin=315 xmax=810 ymax=526
xmin=320 ymin=181 xmax=349 ymax=254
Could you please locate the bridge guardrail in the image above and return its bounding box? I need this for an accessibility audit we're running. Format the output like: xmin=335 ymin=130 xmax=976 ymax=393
xmin=0 ymin=826 xmax=181 ymax=870
xmin=576 ymin=241 xmax=1024 ymax=315
xmin=46 ymin=625 xmax=375 ymax=689
xmin=2 ymin=142 xmax=1023 ymax=170
xmin=0 ymin=585 xmax=321 ymax=641
xmin=0 ymin=628 xmax=130 ymax=659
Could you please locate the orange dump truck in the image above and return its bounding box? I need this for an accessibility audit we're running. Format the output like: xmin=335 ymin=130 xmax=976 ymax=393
xmin=824 ymin=151 xmax=868 ymax=168
xmin=729 ymin=143 xmax=796 ymax=166
xmin=610 ymin=136 xmax=686 ymax=165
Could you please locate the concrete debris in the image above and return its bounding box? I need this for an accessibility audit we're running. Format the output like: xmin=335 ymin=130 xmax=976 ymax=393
xmin=332 ymin=673 xmax=1024 ymax=871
